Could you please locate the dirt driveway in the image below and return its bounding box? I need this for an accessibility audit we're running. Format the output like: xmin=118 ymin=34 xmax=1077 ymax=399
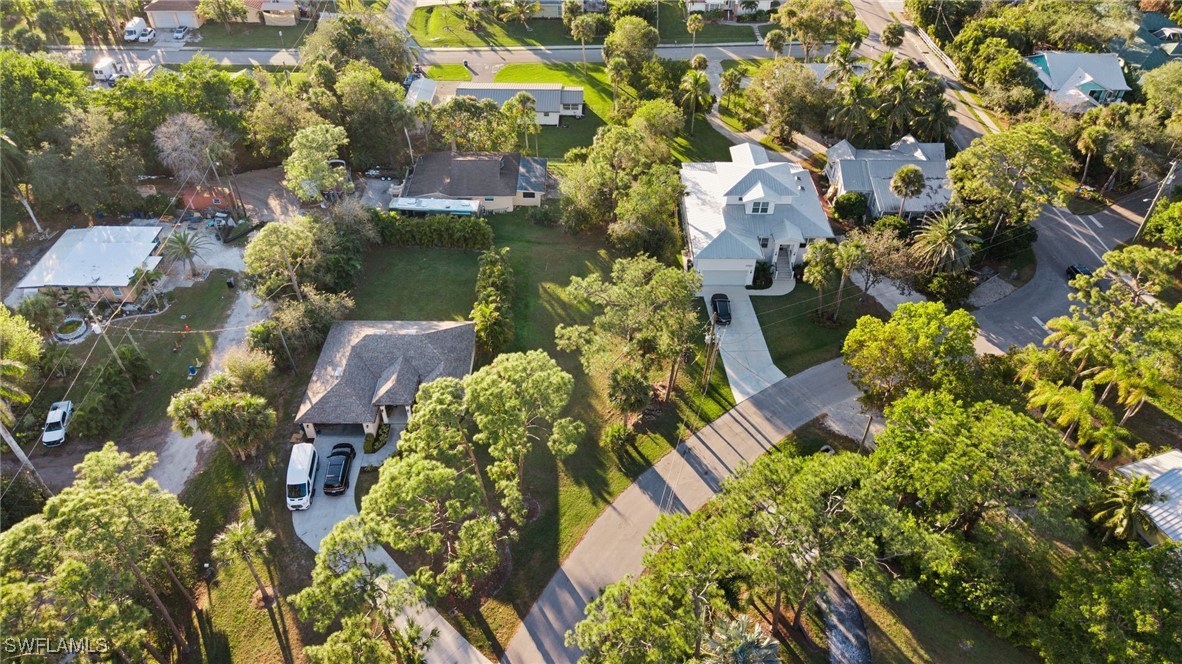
xmin=233 ymin=167 xmax=303 ymax=222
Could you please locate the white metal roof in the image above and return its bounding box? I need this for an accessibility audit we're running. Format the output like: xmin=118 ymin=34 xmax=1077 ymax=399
xmin=405 ymin=77 xmax=437 ymax=108
xmin=681 ymin=144 xmax=831 ymax=262
xmin=1117 ymin=450 xmax=1182 ymax=543
xmin=17 ymin=226 xmax=163 ymax=290
xmin=453 ymin=83 xmax=584 ymax=114
xmin=1027 ymin=51 xmax=1131 ymax=92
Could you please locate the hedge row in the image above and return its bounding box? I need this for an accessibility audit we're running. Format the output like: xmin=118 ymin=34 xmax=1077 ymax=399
xmin=370 ymin=211 xmax=493 ymax=250
xmin=471 ymin=247 xmax=515 ymax=355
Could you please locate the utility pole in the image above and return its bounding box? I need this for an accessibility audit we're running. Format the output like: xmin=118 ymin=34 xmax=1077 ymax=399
xmin=0 ymin=423 xmax=52 ymax=497
xmin=91 ymin=316 xmax=136 ymax=390
xmin=701 ymin=315 xmax=720 ymax=390
xmin=1134 ymin=160 xmax=1179 ymax=242
xmin=275 ymin=325 xmax=298 ymax=374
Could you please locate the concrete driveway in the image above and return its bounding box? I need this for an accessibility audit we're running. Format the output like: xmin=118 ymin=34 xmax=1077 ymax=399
xmin=708 ymin=288 xmax=788 ymax=403
xmin=290 ymin=428 xmax=492 ymax=664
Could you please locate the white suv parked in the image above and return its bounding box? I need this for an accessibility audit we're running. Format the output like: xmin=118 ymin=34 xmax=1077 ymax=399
xmin=42 ymin=401 xmax=74 ymax=447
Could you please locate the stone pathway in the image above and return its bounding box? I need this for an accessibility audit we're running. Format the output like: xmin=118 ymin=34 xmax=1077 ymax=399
xmin=821 ymin=572 xmax=872 ymax=664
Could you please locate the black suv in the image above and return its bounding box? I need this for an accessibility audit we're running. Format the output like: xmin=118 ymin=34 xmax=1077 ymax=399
xmin=323 ymin=443 xmax=356 ymax=496
xmin=1066 ymin=263 xmax=1094 ymax=280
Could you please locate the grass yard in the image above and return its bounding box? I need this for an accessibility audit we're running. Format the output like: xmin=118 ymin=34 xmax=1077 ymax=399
xmin=426 ymin=63 xmax=473 ymax=81
xmin=408 ymin=7 xmax=591 ymax=48
xmin=721 ymin=57 xmax=770 ymax=75
xmin=752 ymin=281 xmax=889 ymax=377
xmin=658 ymin=4 xmax=762 ymax=44
xmin=851 ymin=586 xmax=1039 ymax=664
xmin=194 ymin=24 xmax=308 ymax=49
xmin=494 ymin=63 xmax=735 ymax=163
xmin=350 ymin=210 xmax=735 ymax=657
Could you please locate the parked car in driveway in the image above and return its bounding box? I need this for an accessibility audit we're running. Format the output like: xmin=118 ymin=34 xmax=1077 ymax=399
xmin=41 ymin=401 xmax=74 ymax=447
xmin=710 ymin=293 xmax=732 ymax=326
xmin=286 ymin=443 xmax=318 ymax=510
xmin=173 ymin=26 xmax=189 ymax=40
xmin=323 ymin=443 xmax=356 ymax=496
xmin=1066 ymin=263 xmax=1093 ymax=280
xmin=137 ymin=27 xmax=156 ymax=42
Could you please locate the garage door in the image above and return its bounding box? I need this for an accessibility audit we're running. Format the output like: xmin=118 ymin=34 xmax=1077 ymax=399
xmin=700 ymin=270 xmax=750 ymax=286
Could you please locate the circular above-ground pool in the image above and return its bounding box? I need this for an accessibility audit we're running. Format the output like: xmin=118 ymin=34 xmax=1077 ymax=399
xmin=54 ymin=316 xmax=90 ymax=344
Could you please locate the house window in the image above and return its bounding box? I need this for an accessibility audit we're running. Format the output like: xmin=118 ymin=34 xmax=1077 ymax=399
xmin=759 ymin=237 xmax=769 ymax=248
xmin=752 ymin=201 xmax=770 ymax=214
xmin=523 ymin=192 xmax=536 ymax=198
xmin=112 ymin=287 xmax=122 ymax=297
xmin=799 ymin=242 xmax=807 ymax=248
xmin=484 ymin=197 xmax=495 ymax=201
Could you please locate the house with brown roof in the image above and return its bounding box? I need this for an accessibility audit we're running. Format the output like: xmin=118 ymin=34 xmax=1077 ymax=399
xmin=294 ymin=321 xmax=476 ymax=440
xmin=144 ymin=0 xmax=298 ymax=29
xmin=403 ymin=152 xmax=547 ymax=213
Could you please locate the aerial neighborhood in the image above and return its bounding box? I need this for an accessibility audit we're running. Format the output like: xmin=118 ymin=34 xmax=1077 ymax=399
xmin=3 ymin=0 xmax=1182 ymax=662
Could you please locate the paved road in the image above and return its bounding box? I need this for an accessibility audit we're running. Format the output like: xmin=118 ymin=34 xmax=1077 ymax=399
xmin=501 ymin=358 xmax=863 ymax=663
xmin=974 ymin=189 xmax=1152 ymax=351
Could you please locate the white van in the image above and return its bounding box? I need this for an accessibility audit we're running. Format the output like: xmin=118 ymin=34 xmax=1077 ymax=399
xmin=124 ymin=17 xmax=146 ymax=42
xmin=286 ymin=443 xmax=318 ymax=511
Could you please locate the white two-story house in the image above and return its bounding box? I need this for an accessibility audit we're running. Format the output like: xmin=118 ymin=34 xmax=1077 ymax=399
xmin=680 ymin=143 xmax=833 ymax=287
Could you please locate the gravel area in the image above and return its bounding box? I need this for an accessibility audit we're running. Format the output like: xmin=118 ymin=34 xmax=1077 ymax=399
xmin=967 ymin=275 xmax=1017 ymax=308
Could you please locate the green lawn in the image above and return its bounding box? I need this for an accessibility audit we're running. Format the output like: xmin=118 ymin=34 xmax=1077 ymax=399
xmin=408 ymin=6 xmax=592 ymax=47
xmin=852 ymin=586 xmax=1039 ymax=664
xmin=426 ymin=63 xmax=473 ymax=81
xmin=721 ymin=57 xmax=770 ymax=75
xmin=659 ymin=4 xmax=762 ymax=45
xmin=751 ymin=281 xmax=889 ymax=377
xmin=350 ymin=210 xmax=735 ymax=656
xmin=194 ymin=23 xmax=307 ymax=49
xmin=494 ymin=63 xmax=735 ymax=163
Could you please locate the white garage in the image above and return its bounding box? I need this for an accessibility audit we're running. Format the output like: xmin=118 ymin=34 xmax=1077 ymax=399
xmin=144 ymin=0 xmax=205 ymax=29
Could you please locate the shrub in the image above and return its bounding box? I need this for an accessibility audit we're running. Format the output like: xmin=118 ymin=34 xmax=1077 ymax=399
xmin=918 ymin=272 xmax=975 ymax=307
xmin=602 ymin=422 xmax=633 ymax=454
xmin=981 ymin=223 xmax=1037 ymax=261
xmin=832 ymin=191 xmax=868 ymax=223
xmin=873 ymin=214 xmax=910 ymax=238
xmin=365 ymin=423 xmax=391 ymax=454
xmin=71 ymin=346 xmax=151 ymax=439
xmin=471 ymin=247 xmax=515 ymax=355
xmin=370 ymin=211 xmax=493 ymax=249
xmin=527 ymin=202 xmax=559 ymax=227
xmin=881 ymin=21 xmax=905 ymax=47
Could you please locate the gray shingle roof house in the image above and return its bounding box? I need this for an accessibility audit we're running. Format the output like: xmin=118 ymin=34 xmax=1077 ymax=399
xmin=453 ymin=83 xmax=584 ymax=126
xmin=295 ymin=321 xmax=475 ymax=440
xmin=825 ymin=135 xmax=952 ymax=218
xmin=1110 ymin=12 xmax=1182 ymax=72
xmin=1026 ymin=51 xmax=1131 ymax=112
xmin=404 ymin=152 xmax=547 ymax=213
xmin=681 ymin=143 xmax=833 ymax=287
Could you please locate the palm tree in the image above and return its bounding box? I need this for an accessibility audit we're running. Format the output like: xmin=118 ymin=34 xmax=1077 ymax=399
xmin=763 ymin=28 xmax=786 ymax=59
xmin=829 ymin=77 xmax=875 ymax=141
xmin=1076 ymin=125 xmax=1109 ymax=187
xmin=131 ymin=267 xmax=164 ymax=310
xmin=686 ymin=13 xmax=705 ymax=49
xmin=878 ymin=70 xmax=921 ymax=135
xmin=680 ymin=69 xmax=712 ymax=136
xmin=504 ymin=92 xmax=538 ymax=156
xmin=865 ymin=51 xmax=903 ymax=87
xmin=213 ymin=520 xmax=290 ymax=658
xmin=1081 ymin=424 xmax=1130 ymax=468
xmin=702 ymin=616 xmax=779 ymax=664
xmin=1027 ymin=379 xmax=1107 ymax=445
xmin=570 ymin=14 xmax=597 ymax=75
xmin=890 ymin=164 xmax=926 ymax=217
xmin=720 ymin=68 xmax=743 ymax=109
xmin=163 ymin=229 xmax=212 ymax=278
xmin=0 ymin=358 xmax=31 ymax=426
xmin=1 ymin=132 xmax=43 ymax=233
xmin=606 ymin=57 xmax=628 ymax=111
xmin=691 ymin=54 xmax=708 ymax=71
xmin=62 ymin=288 xmax=90 ymax=313
xmin=831 ymin=238 xmax=866 ymax=320
xmin=910 ymin=94 xmax=957 ymax=143
xmin=803 ymin=241 xmax=837 ymax=314
xmin=17 ymin=292 xmax=64 ymax=336
xmin=739 ymin=0 xmax=759 ymax=13
xmin=1043 ymin=315 xmax=1106 ymax=379
xmin=910 ymin=210 xmax=979 ymax=273
xmin=823 ymin=43 xmax=863 ymax=87
xmin=498 ymin=0 xmax=540 ymax=31
xmin=1092 ymin=475 xmax=1160 ymax=542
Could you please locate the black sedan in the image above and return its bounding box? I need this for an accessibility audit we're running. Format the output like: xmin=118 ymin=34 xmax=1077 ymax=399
xmin=1066 ymin=263 xmax=1094 ymax=280
xmin=323 ymin=443 xmax=356 ymax=496
xmin=710 ymin=293 xmax=732 ymax=326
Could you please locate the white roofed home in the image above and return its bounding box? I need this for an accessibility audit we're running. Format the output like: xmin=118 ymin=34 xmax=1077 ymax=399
xmin=1026 ymin=51 xmax=1131 ymax=113
xmin=680 ymin=143 xmax=833 ymax=288
xmin=15 ymin=226 xmax=163 ymax=303
xmin=1115 ymin=450 xmax=1182 ymax=547
xmin=453 ymin=83 xmax=584 ymax=127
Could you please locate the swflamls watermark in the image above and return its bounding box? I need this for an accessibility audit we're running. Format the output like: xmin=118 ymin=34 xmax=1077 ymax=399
xmin=3 ymin=637 xmax=110 ymax=655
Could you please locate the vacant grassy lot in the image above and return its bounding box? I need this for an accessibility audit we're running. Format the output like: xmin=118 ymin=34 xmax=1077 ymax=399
xmin=852 ymin=586 xmax=1039 ymax=664
xmin=351 ymin=210 xmax=735 ymax=656
xmin=426 ymin=63 xmax=472 ymax=81
xmin=494 ymin=63 xmax=734 ymax=163
xmin=408 ymin=7 xmax=590 ymax=47
xmin=752 ymin=281 xmax=889 ymax=377
xmin=194 ymin=24 xmax=307 ymax=49
xmin=658 ymin=4 xmax=762 ymax=44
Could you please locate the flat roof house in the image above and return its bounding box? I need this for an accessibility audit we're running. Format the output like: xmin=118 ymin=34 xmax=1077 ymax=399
xmin=403 ymin=152 xmax=547 ymax=213
xmin=1026 ymin=51 xmax=1131 ymax=113
xmin=825 ymin=135 xmax=951 ymax=218
xmin=681 ymin=143 xmax=833 ymax=288
xmin=453 ymin=83 xmax=584 ymax=126
xmin=16 ymin=226 xmax=163 ymax=303
xmin=295 ymin=321 xmax=476 ymax=440
xmin=1115 ymin=450 xmax=1182 ymax=547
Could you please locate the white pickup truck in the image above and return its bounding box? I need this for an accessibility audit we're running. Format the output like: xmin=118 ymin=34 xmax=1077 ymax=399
xmin=41 ymin=401 xmax=74 ymax=447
